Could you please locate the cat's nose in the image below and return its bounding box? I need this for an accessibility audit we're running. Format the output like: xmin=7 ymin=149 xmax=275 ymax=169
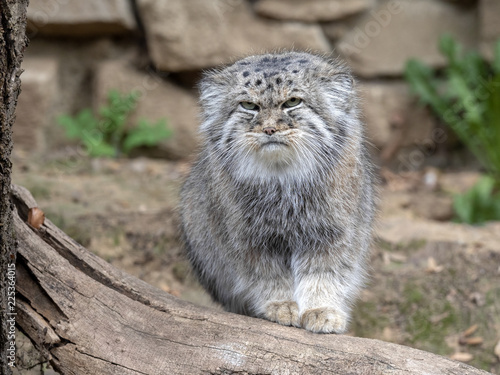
xmin=263 ymin=127 xmax=276 ymax=135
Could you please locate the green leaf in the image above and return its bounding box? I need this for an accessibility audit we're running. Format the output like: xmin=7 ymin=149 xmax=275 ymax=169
xmin=58 ymin=109 xmax=100 ymax=139
xmin=57 ymin=115 xmax=80 ymax=139
xmin=439 ymin=34 xmax=461 ymax=66
xmin=493 ymin=39 xmax=500 ymax=75
xmin=78 ymin=128 xmax=113 ymax=157
xmin=99 ymin=90 xmax=139 ymax=134
xmin=453 ymin=176 xmax=500 ymax=224
xmin=123 ymin=119 xmax=171 ymax=154
xmin=86 ymin=141 xmax=116 ymax=157
xmin=404 ymin=60 xmax=447 ymax=116
xmin=476 ymin=175 xmax=495 ymax=202
xmin=461 ymin=52 xmax=488 ymax=88
xmin=453 ymin=192 xmax=473 ymax=224
xmin=57 ymin=89 xmax=171 ymax=158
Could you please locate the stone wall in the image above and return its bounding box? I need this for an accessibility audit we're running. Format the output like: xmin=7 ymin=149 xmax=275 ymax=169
xmin=15 ymin=0 xmax=497 ymax=163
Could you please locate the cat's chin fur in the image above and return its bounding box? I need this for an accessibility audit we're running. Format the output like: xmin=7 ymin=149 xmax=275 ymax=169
xmin=228 ymin=129 xmax=326 ymax=184
xmin=234 ymin=159 xmax=316 ymax=186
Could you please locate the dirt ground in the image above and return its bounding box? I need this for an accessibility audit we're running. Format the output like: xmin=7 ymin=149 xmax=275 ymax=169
xmin=11 ymin=150 xmax=500 ymax=374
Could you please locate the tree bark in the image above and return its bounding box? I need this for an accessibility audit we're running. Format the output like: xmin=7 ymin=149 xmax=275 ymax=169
xmin=11 ymin=185 xmax=490 ymax=375
xmin=0 ymin=1 xmax=28 ymax=374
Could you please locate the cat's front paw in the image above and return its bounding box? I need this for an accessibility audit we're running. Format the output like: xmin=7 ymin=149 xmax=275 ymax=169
xmin=264 ymin=301 xmax=300 ymax=327
xmin=300 ymin=308 xmax=347 ymax=333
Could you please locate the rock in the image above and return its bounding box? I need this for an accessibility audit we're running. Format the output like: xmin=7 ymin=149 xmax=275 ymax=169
xmin=337 ymin=0 xmax=478 ymax=77
xmin=439 ymin=171 xmax=481 ymax=194
xmin=358 ymin=81 xmax=435 ymax=149
xmin=136 ymin=0 xmax=330 ymax=72
xmin=14 ymin=58 xmax=59 ymax=153
xmin=377 ymin=216 xmax=500 ymax=254
xmin=322 ymin=14 xmax=365 ymax=41
xmin=410 ymin=192 xmax=454 ymax=222
xmin=27 ymin=0 xmax=136 ymax=37
xmin=495 ymin=340 xmax=500 ymax=360
xmin=254 ymin=0 xmax=372 ymax=22
xmin=479 ymin=0 xmax=500 ymax=60
xmin=94 ymin=61 xmax=200 ymax=160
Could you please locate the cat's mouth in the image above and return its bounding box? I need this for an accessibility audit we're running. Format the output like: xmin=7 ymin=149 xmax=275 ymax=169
xmin=246 ymin=132 xmax=293 ymax=153
xmin=261 ymin=140 xmax=288 ymax=147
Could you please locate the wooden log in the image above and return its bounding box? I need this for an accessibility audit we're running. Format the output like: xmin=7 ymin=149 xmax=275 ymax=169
xmin=12 ymin=184 xmax=489 ymax=375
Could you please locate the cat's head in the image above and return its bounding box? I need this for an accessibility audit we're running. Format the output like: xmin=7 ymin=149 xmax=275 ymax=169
xmin=198 ymin=52 xmax=362 ymax=183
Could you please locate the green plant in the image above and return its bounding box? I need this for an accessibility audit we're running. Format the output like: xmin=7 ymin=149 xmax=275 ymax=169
xmin=405 ymin=35 xmax=500 ymax=224
xmin=58 ymin=90 xmax=171 ymax=157
xmin=453 ymin=176 xmax=500 ymax=224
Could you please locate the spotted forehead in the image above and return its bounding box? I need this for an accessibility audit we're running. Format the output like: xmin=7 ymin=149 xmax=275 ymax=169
xmin=229 ymin=54 xmax=321 ymax=80
xmin=225 ymin=53 xmax=327 ymax=98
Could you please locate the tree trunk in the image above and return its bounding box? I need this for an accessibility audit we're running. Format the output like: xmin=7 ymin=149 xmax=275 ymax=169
xmin=0 ymin=1 xmax=28 ymax=374
xmin=11 ymin=185 xmax=489 ymax=375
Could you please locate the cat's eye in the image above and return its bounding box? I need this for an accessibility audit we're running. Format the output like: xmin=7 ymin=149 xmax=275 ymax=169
xmin=240 ymin=101 xmax=259 ymax=111
xmin=283 ymin=97 xmax=302 ymax=108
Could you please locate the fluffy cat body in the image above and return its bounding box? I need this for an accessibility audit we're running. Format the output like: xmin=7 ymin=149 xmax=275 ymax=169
xmin=180 ymin=52 xmax=375 ymax=333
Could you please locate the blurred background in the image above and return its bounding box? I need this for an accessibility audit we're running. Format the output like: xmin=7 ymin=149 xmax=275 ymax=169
xmin=11 ymin=0 xmax=500 ymax=373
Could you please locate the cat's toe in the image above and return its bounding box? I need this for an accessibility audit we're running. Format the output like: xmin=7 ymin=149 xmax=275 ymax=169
xmin=300 ymin=308 xmax=347 ymax=333
xmin=264 ymin=301 xmax=300 ymax=327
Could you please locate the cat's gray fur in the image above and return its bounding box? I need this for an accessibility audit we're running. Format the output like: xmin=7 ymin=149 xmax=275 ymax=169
xmin=180 ymin=51 xmax=375 ymax=333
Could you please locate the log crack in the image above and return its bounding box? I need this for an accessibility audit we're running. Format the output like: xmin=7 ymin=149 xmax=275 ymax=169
xmin=73 ymin=348 xmax=150 ymax=375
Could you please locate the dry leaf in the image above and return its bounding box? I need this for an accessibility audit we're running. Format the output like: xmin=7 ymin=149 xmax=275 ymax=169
xmin=462 ymin=324 xmax=478 ymax=337
xmin=494 ymin=340 xmax=500 ymax=360
xmin=28 ymin=207 xmax=45 ymax=229
xmin=469 ymin=292 xmax=485 ymax=306
xmin=383 ymin=252 xmax=407 ymax=265
xmin=170 ymin=289 xmax=181 ymax=297
xmin=430 ymin=312 xmax=450 ymax=324
xmin=464 ymin=337 xmax=483 ymax=346
xmin=382 ymin=326 xmax=395 ymax=342
xmin=459 ymin=335 xmax=483 ymax=346
xmin=382 ymin=252 xmax=391 ymax=265
xmin=426 ymin=257 xmax=444 ymax=273
xmin=390 ymin=253 xmax=407 ymax=263
xmin=450 ymin=352 xmax=473 ymax=362
xmin=160 ymin=284 xmax=171 ymax=293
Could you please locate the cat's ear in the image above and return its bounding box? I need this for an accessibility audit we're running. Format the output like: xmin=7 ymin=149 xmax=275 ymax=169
xmin=198 ymin=70 xmax=235 ymax=134
xmin=198 ymin=72 xmax=225 ymax=131
xmin=321 ymin=72 xmax=356 ymax=111
xmin=332 ymin=72 xmax=354 ymax=92
xmin=199 ymin=71 xmax=225 ymax=106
